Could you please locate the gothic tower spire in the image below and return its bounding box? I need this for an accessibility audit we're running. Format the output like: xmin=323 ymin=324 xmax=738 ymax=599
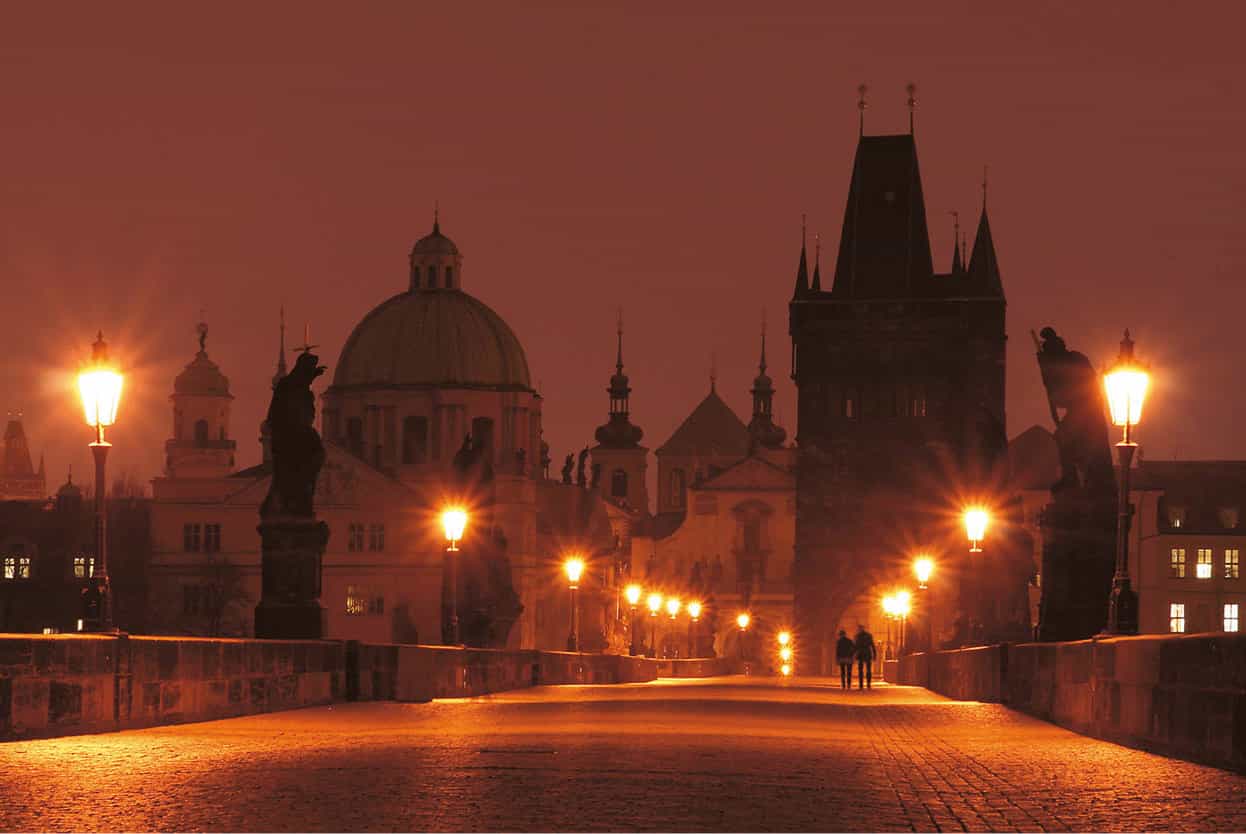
xmin=792 ymin=215 xmax=810 ymax=297
xmin=748 ymin=313 xmax=786 ymax=450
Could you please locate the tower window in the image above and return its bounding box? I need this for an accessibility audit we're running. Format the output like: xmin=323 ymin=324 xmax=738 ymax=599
xmin=194 ymin=419 xmax=209 ymax=447
xmin=471 ymin=417 xmax=495 ymax=460
xmin=611 ymin=469 xmax=628 ymax=499
xmin=411 ymin=266 xmax=421 ymax=288
xmin=445 ymin=267 xmax=453 ymax=286
xmin=428 ymin=265 xmax=438 ymax=288
xmin=402 ymin=416 xmax=428 ymax=464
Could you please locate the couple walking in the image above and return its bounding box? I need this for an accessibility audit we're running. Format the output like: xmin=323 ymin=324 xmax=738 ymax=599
xmin=835 ymin=625 xmax=876 ymax=690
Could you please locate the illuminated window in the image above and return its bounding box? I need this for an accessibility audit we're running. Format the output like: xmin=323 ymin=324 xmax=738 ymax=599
xmin=1227 ymin=549 xmax=1240 ymax=580
xmin=204 ymin=524 xmax=221 ymax=553
xmin=1169 ymin=548 xmax=1186 ymax=578
xmin=347 ymin=523 xmax=365 ymax=552
xmin=2 ymin=557 xmax=13 ymax=580
xmin=17 ymin=557 xmax=31 ymax=580
xmin=183 ymin=523 xmax=201 ymax=552
xmin=1169 ymin=603 xmax=1186 ymax=633
xmin=1225 ymin=603 xmax=1240 ymax=633
xmin=368 ymin=523 xmax=385 ymax=552
xmin=345 ymin=585 xmax=383 ymax=616
xmin=1220 ymin=507 xmax=1240 ymax=529
xmin=844 ymin=395 xmax=855 ymax=419
xmin=1168 ymin=507 xmax=1186 ymax=528
xmin=1197 ymin=548 xmax=1213 ymax=579
xmin=73 ymin=555 xmax=95 ymax=579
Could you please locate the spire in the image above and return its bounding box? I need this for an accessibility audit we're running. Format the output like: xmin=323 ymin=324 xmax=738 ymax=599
xmin=273 ymin=306 xmax=288 ymax=388
xmin=906 ymin=83 xmax=917 ymax=134
xmin=749 ymin=311 xmax=786 ymax=450
xmin=811 ymin=232 xmax=822 ymax=291
xmin=950 ymin=211 xmax=963 ymax=274
xmin=710 ymin=352 xmax=717 ymax=394
xmin=857 ymin=83 xmax=868 ymax=136
xmin=595 ymin=309 xmax=643 ymax=449
xmin=758 ymin=312 xmax=767 ymax=376
xmin=967 ymin=201 xmax=1003 ymax=297
xmin=793 ymin=215 xmax=810 ymax=297
xmin=433 ymin=201 xmax=441 ymax=235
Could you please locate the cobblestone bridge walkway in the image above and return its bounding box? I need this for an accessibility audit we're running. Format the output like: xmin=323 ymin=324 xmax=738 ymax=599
xmin=1 ymin=677 xmax=1244 ymax=832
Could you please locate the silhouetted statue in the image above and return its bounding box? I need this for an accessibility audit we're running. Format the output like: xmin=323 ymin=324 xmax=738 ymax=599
xmin=260 ymin=352 xmax=326 ymax=518
xmin=1034 ymin=327 xmax=1114 ymax=493
xmin=453 ymin=433 xmax=493 ymax=486
xmin=576 ymin=448 xmax=589 ymax=487
xmin=541 ymin=442 xmax=552 ymax=480
xmin=561 ymin=454 xmax=574 ymax=485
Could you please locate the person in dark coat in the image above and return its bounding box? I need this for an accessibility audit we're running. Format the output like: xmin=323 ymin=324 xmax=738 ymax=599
xmin=835 ymin=629 xmax=855 ymax=690
xmin=854 ymin=624 xmax=877 ymax=690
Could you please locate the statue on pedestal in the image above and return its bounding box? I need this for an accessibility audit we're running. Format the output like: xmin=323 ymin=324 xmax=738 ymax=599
xmin=255 ymin=350 xmax=330 ymax=640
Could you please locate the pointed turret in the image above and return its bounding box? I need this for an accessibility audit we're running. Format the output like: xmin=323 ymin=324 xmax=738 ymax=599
xmin=0 ymin=414 xmax=46 ymax=500
xmin=967 ymin=207 xmax=1003 ymax=297
xmin=792 ymin=220 xmax=810 ymax=298
xmin=594 ymin=311 xmax=643 ymax=449
xmin=950 ymin=211 xmax=964 ymax=274
xmin=811 ymin=234 xmax=823 ymax=292
xmin=747 ymin=318 xmax=787 ymax=450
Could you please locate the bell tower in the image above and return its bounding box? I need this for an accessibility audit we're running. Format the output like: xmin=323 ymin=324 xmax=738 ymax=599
xmin=166 ymin=319 xmax=236 ymax=478
xmin=590 ymin=313 xmax=649 ymax=513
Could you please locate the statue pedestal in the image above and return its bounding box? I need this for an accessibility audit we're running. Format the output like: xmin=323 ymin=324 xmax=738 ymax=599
xmin=254 ymin=517 xmax=328 ymax=640
xmin=1038 ymin=489 xmax=1116 ymax=642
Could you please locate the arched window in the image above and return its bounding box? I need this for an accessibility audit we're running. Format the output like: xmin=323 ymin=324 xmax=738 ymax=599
xmin=445 ymin=266 xmax=454 ymax=287
xmin=402 ymin=416 xmax=428 ymax=464
xmin=611 ymin=469 xmax=628 ymax=499
xmin=427 ymin=265 xmax=438 ymax=288
xmin=671 ymin=469 xmax=686 ymax=510
xmin=194 ymin=419 xmax=209 ymax=447
xmin=411 ymin=266 xmax=420 ymax=288
xmin=471 ymin=417 xmax=494 ymax=459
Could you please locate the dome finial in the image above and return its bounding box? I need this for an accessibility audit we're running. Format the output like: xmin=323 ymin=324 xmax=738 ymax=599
xmin=197 ymin=309 xmax=208 ymax=354
xmin=616 ymin=307 xmax=624 ymax=373
xmin=433 ymin=200 xmax=440 ymax=235
xmin=759 ymin=311 xmax=767 ymax=375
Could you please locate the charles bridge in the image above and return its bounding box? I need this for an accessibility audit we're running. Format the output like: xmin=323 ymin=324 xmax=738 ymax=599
xmin=1 ymin=630 xmax=1245 ymax=831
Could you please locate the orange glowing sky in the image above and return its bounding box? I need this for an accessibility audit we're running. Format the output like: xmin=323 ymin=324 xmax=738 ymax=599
xmin=4 ymin=3 xmax=1245 ymax=489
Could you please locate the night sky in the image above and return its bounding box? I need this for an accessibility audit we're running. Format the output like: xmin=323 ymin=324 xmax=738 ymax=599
xmin=4 ymin=4 xmax=1243 ymax=491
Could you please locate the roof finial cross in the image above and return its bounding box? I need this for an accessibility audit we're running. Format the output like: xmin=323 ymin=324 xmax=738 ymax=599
xmin=906 ymin=82 xmax=917 ymax=134
xmin=857 ymin=83 xmax=868 ymax=136
xmin=293 ymin=322 xmax=319 ymax=355
xmin=615 ymin=307 xmax=624 ymax=372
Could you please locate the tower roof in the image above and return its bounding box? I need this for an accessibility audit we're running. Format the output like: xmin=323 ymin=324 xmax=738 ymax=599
xmin=595 ymin=312 xmax=643 ymax=448
xmin=3 ymin=417 xmax=35 ymax=477
xmin=966 ymin=207 xmax=1004 ymax=297
xmin=830 ymin=134 xmax=934 ymax=298
xmin=656 ymin=390 xmax=749 ymax=458
xmin=173 ymin=322 xmax=232 ymax=397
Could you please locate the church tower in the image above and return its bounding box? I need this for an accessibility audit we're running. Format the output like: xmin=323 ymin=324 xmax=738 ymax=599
xmin=166 ymin=320 xmax=236 ymax=478
xmin=747 ymin=320 xmax=787 ymax=451
xmin=591 ymin=313 xmax=649 ymax=512
xmin=788 ymin=107 xmax=1007 ymax=671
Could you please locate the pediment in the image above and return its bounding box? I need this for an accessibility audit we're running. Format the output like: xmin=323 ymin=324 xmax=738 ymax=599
xmin=697 ymin=454 xmax=794 ymax=492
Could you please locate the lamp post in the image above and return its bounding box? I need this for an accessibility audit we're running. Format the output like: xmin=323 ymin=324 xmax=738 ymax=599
xmin=77 ymin=332 xmax=123 ymax=632
xmin=625 ymin=583 xmax=642 ymax=655
xmin=564 ymin=556 xmax=585 ymax=652
xmin=777 ymin=630 xmax=793 ymax=677
xmin=914 ymin=556 xmax=935 ymax=652
xmin=881 ymin=594 xmax=897 ymax=659
xmin=963 ymin=507 xmax=990 ymax=643
xmin=665 ymin=597 xmax=681 ymax=658
xmin=1104 ymin=330 xmax=1149 ymax=635
xmin=894 ymin=590 xmax=911 ymax=656
xmin=736 ymin=611 xmax=751 ymax=664
xmin=646 ymin=592 xmax=663 ymax=657
xmin=687 ymin=600 xmax=702 ymax=658
xmin=440 ymin=507 xmax=468 ymax=645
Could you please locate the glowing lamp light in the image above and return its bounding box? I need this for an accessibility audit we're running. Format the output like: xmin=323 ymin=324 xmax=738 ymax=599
xmin=625 ymin=584 xmax=642 ymax=607
xmin=647 ymin=592 xmax=663 ymax=614
xmin=779 ymin=646 xmax=793 ymax=662
xmin=964 ymin=507 xmax=989 ymax=553
xmin=736 ymin=612 xmax=751 ymax=630
xmin=895 ymin=590 xmax=912 ymax=618
xmin=563 ymin=557 xmax=585 ymax=587
xmin=78 ymin=332 xmax=123 ymax=431
xmin=666 ymin=597 xmax=681 ymax=618
xmin=1104 ymin=330 xmax=1149 ymax=435
xmin=687 ymin=600 xmax=702 ymax=621
xmin=882 ymin=594 xmax=898 ymax=618
xmin=914 ymin=556 xmax=934 ymax=589
xmin=777 ymin=630 xmax=791 ymax=647
xmin=441 ymin=508 xmax=468 ymax=545
xmin=780 ymin=663 xmax=792 ymax=677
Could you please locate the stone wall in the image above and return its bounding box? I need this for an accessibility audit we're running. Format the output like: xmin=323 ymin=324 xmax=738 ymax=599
xmin=0 ymin=635 xmax=679 ymax=740
xmin=897 ymin=634 xmax=1246 ymax=772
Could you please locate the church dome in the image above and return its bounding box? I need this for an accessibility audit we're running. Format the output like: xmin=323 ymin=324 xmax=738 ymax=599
xmin=410 ymin=222 xmax=459 ymax=256
xmin=174 ymin=324 xmax=232 ymax=397
xmin=332 ymin=290 xmax=532 ymax=390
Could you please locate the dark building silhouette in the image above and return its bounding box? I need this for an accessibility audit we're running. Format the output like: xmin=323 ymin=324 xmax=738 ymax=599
xmin=789 ymin=127 xmax=1008 ymax=672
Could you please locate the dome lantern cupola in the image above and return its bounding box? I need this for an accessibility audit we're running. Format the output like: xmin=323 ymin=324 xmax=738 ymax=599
xmin=748 ymin=318 xmax=786 ymax=450
xmin=409 ymin=207 xmax=463 ymax=292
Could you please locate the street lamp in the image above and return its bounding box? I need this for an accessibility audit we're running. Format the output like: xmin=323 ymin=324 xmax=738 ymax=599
xmin=687 ymin=600 xmax=702 ymax=658
xmin=664 ymin=597 xmax=681 ymax=658
xmin=777 ymin=630 xmax=791 ymax=647
xmin=894 ymin=590 xmax=912 ymax=655
xmin=779 ymin=645 xmax=793 ymax=663
xmin=564 ymin=556 xmax=585 ymax=652
xmin=882 ymin=594 xmax=898 ymax=659
xmin=440 ymin=507 xmax=468 ymax=644
xmin=913 ymin=556 xmax=935 ymax=652
xmin=625 ymin=584 xmax=643 ymax=655
xmin=1104 ymin=329 xmax=1149 ymax=635
xmin=77 ymin=332 xmax=123 ymax=632
xmin=913 ymin=556 xmax=934 ymax=590
xmin=646 ymin=592 xmax=663 ymax=657
xmin=736 ymin=611 xmax=750 ymax=663
xmin=964 ymin=507 xmax=989 ymax=553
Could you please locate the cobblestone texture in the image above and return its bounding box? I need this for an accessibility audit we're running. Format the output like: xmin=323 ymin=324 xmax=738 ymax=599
xmin=1 ymin=677 xmax=1244 ymax=832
